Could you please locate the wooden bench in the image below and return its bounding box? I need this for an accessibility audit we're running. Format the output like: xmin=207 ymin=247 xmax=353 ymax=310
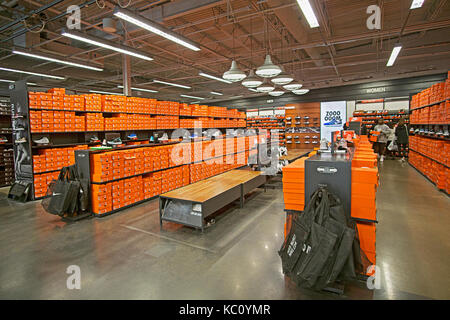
xmin=159 ymin=170 xmax=267 ymax=231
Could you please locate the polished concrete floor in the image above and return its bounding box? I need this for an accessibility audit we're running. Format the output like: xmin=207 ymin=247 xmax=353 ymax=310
xmin=0 ymin=161 xmax=449 ymax=300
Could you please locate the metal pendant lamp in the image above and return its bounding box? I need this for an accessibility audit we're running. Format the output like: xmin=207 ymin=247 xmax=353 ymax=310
xmin=223 ymin=60 xmax=246 ymax=82
xmin=223 ymin=24 xmax=246 ymax=82
xmin=292 ymin=88 xmax=310 ymax=95
xmin=271 ymin=66 xmax=294 ymax=85
xmin=242 ymin=70 xmax=262 ymax=88
xmin=256 ymin=78 xmax=275 ymax=93
xmin=268 ymin=87 xmax=285 ymax=96
xmin=256 ymin=54 xmax=282 ymax=78
xmin=283 ymin=82 xmax=303 ymax=91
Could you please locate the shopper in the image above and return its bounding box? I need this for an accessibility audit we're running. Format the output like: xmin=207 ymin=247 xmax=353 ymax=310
xmin=386 ymin=122 xmax=396 ymax=159
xmin=373 ymin=118 xmax=390 ymax=162
xmin=395 ymin=117 xmax=409 ymax=162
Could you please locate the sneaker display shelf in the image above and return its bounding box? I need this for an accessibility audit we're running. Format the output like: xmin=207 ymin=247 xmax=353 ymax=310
xmin=408 ymin=73 xmax=450 ymax=195
xmin=285 ymin=103 xmax=321 ymax=150
xmin=246 ymin=115 xmax=286 ymax=148
xmin=353 ymin=109 xmax=409 ymax=131
xmin=0 ymin=97 xmax=14 ymax=187
xmin=8 ymin=81 xmax=247 ymax=201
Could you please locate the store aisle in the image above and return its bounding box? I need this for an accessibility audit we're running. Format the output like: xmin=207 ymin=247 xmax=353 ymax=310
xmin=375 ymin=161 xmax=450 ymax=300
xmin=0 ymin=161 xmax=448 ymax=299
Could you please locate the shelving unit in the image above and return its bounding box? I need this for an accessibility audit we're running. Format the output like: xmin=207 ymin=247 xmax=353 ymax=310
xmin=8 ymin=81 xmax=247 ymax=201
xmin=74 ymin=136 xmax=260 ymax=216
xmin=246 ymin=115 xmax=286 ymax=148
xmin=285 ymin=103 xmax=321 ymax=150
xmin=408 ymin=76 xmax=450 ymax=195
xmin=353 ymin=109 xmax=409 ymax=130
xmin=0 ymin=97 xmax=14 ymax=187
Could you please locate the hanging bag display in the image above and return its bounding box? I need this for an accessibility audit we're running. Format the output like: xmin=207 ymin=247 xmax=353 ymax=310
xmin=42 ymin=165 xmax=81 ymax=216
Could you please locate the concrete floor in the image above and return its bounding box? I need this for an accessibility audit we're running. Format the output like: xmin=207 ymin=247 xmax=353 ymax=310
xmin=0 ymin=160 xmax=449 ymax=300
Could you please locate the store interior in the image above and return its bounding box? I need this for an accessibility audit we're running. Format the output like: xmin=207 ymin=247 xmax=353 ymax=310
xmin=0 ymin=0 xmax=449 ymax=300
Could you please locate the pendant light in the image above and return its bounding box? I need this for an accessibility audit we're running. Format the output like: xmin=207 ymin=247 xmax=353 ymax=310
xmin=223 ymin=24 xmax=246 ymax=82
xmin=271 ymin=66 xmax=293 ymax=85
xmin=256 ymin=78 xmax=275 ymax=93
xmin=242 ymin=70 xmax=263 ymax=88
xmin=271 ymin=31 xmax=293 ymax=85
xmin=268 ymin=87 xmax=285 ymax=97
xmin=256 ymin=54 xmax=281 ymax=78
xmin=283 ymin=82 xmax=303 ymax=91
xmin=292 ymin=88 xmax=310 ymax=95
xmin=223 ymin=60 xmax=246 ymax=82
xmin=256 ymin=18 xmax=281 ymax=78
xmin=242 ymin=18 xmax=262 ymax=88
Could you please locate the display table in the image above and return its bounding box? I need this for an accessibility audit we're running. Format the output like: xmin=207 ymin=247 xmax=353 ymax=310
xmin=280 ymin=149 xmax=313 ymax=163
xmin=159 ymin=169 xmax=267 ymax=231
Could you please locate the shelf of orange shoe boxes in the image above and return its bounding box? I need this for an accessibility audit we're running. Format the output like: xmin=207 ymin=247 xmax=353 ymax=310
xmin=179 ymin=103 xmax=192 ymax=116
xmin=83 ymin=94 xmax=102 ymax=112
xmin=101 ymin=95 xmax=126 ymax=113
xmin=85 ymin=112 xmax=105 ymax=131
xmin=351 ymin=138 xmax=379 ymax=267
xmin=33 ymin=145 xmax=89 ymax=198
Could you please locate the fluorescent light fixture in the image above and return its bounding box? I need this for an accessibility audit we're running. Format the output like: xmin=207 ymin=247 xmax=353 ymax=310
xmin=0 ymin=66 xmax=64 ymax=80
xmin=0 ymin=79 xmax=37 ymax=85
xmin=248 ymin=88 xmax=259 ymax=92
xmin=386 ymin=44 xmax=402 ymax=67
xmin=153 ymin=79 xmax=191 ymax=89
xmin=410 ymin=0 xmax=425 ymax=9
xmin=180 ymin=94 xmax=205 ymax=100
xmin=210 ymin=91 xmax=223 ymax=96
xmin=283 ymin=82 xmax=303 ymax=91
xmin=199 ymin=72 xmax=232 ymax=84
xmin=296 ymin=0 xmax=320 ymax=28
xmin=89 ymin=90 xmax=123 ymax=95
xmin=114 ymin=8 xmax=201 ymax=51
xmin=61 ymin=29 xmax=153 ymax=61
xmin=117 ymin=85 xmax=158 ymax=93
xmin=13 ymin=49 xmax=103 ymax=71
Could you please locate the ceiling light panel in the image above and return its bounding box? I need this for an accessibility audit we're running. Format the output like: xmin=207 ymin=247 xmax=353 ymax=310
xmin=61 ymin=29 xmax=153 ymax=61
xmin=153 ymin=80 xmax=191 ymax=89
xmin=89 ymin=90 xmax=123 ymax=95
xmin=13 ymin=49 xmax=103 ymax=71
xmin=117 ymin=85 xmax=158 ymax=93
xmin=410 ymin=0 xmax=425 ymax=9
xmin=296 ymin=0 xmax=320 ymax=28
xmin=199 ymin=72 xmax=232 ymax=84
xmin=114 ymin=8 xmax=201 ymax=51
xmin=180 ymin=94 xmax=205 ymax=100
xmin=0 ymin=66 xmax=64 ymax=80
xmin=386 ymin=45 xmax=402 ymax=67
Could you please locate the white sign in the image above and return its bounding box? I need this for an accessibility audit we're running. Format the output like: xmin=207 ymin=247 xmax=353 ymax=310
xmin=321 ymin=101 xmax=347 ymax=141
xmin=366 ymin=87 xmax=386 ymax=94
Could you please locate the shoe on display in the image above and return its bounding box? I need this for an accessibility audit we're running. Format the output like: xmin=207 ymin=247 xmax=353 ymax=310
xmin=380 ymin=155 xmax=384 ymax=162
xmin=150 ymin=136 xmax=155 ymax=142
xmin=15 ymin=137 xmax=27 ymax=144
xmin=443 ymin=130 xmax=449 ymax=137
xmin=0 ymin=136 xmax=7 ymax=143
xmin=323 ymin=118 xmax=343 ymax=127
xmin=419 ymin=129 xmax=424 ymax=134
xmin=90 ymin=135 xmax=100 ymax=143
xmin=127 ymin=133 xmax=137 ymax=140
xmin=312 ymin=141 xmax=318 ymax=144
xmin=305 ymin=136 xmax=310 ymax=139
xmin=304 ymin=116 xmax=310 ymax=120
xmin=107 ymin=137 xmax=122 ymax=146
xmin=14 ymin=124 xmax=25 ymax=131
xmin=436 ymin=130 xmax=443 ymax=136
xmin=33 ymin=137 xmax=50 ymax=145
xmin=305 ymin=141 xmax=310 ymax=144
xmin=286 ymin=117 xmax=292 ymax=120
xmin=414 ymin=128 xmax=420 ymax=134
